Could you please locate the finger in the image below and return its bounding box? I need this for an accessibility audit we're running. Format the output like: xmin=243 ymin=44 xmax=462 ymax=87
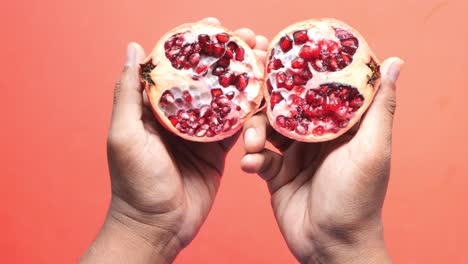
xmin=198 ymin=17 xmax=221 ymax=26
xmin=254 ymin=35 xmax=269 ymax=51
xmin=111 ymin=42 xmax=147 ymax=125
xmin=354 ymin=57 xmax=404 ymax=151
xmin=254 ymin=50 xmax=267 ymax=64
xmin=234 ymin=28 xmax=256 ymax=48
xmin=243 ymin=114 xmax=268 ymax=153
xmin=241 ymin=149 xmax=283 ymax=182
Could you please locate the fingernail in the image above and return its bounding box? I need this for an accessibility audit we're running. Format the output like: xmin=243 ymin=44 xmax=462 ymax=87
xmin=245 ymin=128 xmax=257 ymax=140
xmin=387 ymin=58 xmax=404 ymax=84
xmin=125 ymin=43 xmax=136 ymax=66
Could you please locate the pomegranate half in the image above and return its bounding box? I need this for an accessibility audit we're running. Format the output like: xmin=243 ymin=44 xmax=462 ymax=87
xmin=265 ymin=18 xmax=381 ymax=142
xmin=140 ymin=23 xmax=264 ymax=142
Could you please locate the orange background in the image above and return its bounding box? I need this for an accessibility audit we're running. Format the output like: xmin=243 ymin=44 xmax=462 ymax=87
xmin=1 ymin=0 xmax=467 ymax=263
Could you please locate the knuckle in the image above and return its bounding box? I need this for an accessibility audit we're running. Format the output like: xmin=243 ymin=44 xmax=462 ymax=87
xmin=384 ymin=94 xmax=397 ymax=116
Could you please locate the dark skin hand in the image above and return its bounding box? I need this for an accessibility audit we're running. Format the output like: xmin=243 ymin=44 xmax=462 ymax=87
xmin=241 ymin=57 xmax=403 ymax=264
xmin=79 ymin=17 xmax=270 ymax=264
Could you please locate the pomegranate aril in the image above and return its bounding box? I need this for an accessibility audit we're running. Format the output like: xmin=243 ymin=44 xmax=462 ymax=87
xmin=349 ymin=95 xmax=364 ymax=109
xmin=335 ymin=28 xmax=353 ymax=40
xmin=182 ymin=91 xmax=192 ymax=103
xmin=338 ymin=119 xmax=349 ymax=128
xmin=168 ymin=115 xmax=178 ymax=126
xmin=268 ymin=59 xmax=284 ymax=72
xmin=291 ymin=58 xmax=306 ymax=69
xmin=178 ymin=110 xmax=190 ymax=120
xmin=295 ymin=123 xmax=308 ymax=135
xmin=236 ymin=73 xmax=249 ymax=91
xmin=299 ymin=45 xmax=320 ymax=61
xmin=293 ymin=30 xmax=309 ymax=44
xmin=216 ymin=33 xmax=229 ymax=43
xmin=267 ymin=79 xmax=273 ymax=93
xmin=219 ymin=72 xmax=233 ymax=87
xmin=181 ymin=44 xmax=193 ymax=55
xmin=293 ymin=74 xmax=306 ymax=85
xmin=270 ymin=92 xmax=284 ymax=109
xmin=276 ymin=115 xmax=287 ymax=128
xmin=166 ymin=47 xmax=181 ymax=59
xmin=212 ymin=66 xmax=225 ymax=76
xmin=202 ymin=41 xmax=214 ymax=55
xmin=211 ymin=88 xmax=223 ymax=97
xmin=217 ymin=56 xmax=230 ymax=68
xmin=279 ymin=36 xmax=293 ymax=52
xmin=226 ymin=91 xmax=235 ymax=100
xmin=198 ymin=34 xmax=209 ymax=44
xmin=196 ymin=128 xmax=207 ymax=137
xmin=312 ymin=126 xmax=324 ymax=136
xmin=340 ymin=38 xmax=358 ymax=55
xmin=195 ymin=65 xmax=208 ymax=76
xmin=284 ymin=75 xmax=294 ymax=90
xmin=161 ymin=91 xmax=175 ymax=104
xmin=235 ymin=47 xmax=245 ymax=61
xmin=305 ymin=89 xmax=315 ymax=104
xmin=213 ymin=43 xmax=225 ymax=58
xmin=199 ymin=105 xmax=212 ymax=117
xmin=188 ymin=53 xmax=200 ymax=66
xmin=276 ymin=72 xmax=286 ymax=87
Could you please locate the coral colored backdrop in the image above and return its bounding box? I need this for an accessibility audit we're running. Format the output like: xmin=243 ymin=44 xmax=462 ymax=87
xmin=1 ymin=0 xmax=467 ymax=263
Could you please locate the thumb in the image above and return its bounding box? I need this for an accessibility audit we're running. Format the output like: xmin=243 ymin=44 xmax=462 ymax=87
xmin=354 ymin=57 xmax=404 ymax=149
xmin=111 ymin=42 xmax=147 ymax=126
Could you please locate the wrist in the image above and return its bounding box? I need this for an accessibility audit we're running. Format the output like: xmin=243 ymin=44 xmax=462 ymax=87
xmin=308 ymin=219 xmax=391 ymax=264
xmin=80 ymin=198 xmax=182 ymax=264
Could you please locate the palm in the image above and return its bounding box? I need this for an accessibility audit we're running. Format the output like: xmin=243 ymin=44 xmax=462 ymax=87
xmin=270 ymin=133 xmax=386 ymax=260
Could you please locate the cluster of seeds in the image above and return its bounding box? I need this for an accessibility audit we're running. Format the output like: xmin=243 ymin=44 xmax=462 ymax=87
xmin=268 ymin=28 xmax=365 ymax=136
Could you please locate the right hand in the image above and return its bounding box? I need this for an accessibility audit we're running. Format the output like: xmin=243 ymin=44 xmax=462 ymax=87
xmin=241 ymin=57 xmax=403 ymax=263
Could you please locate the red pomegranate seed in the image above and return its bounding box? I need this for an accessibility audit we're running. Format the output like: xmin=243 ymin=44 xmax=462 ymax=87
xmin=293 ymin=30 xmax=309 ymax=44
xmin=236 ymin=105 xmax=241 ymax=111
xmin=235 ymin=47 xmax=245 ymax=61
xmin=188 ymin=53 xmax=200 ymax=66
xmin=166 ymin=47 xmax=181 ymax=58
xmin=182 ymin=91 xmax=192 ymax=103
xmin=267 ymin=79 xmax=273 ymax=93
xmin=168 ymin=115 xmax=178 ymax=126
xmin=224 ymin=48 xmax=233 ymax=59
xmin=349 ymin=95 xmax=364 ymax=109
xmin=213 ymin=43 xmax=225 ymax=58
xmin=212 ymin=66 xmax=225 ymax=76
xmin=195 ymin=65 xmax=208 ymax=76
xmin=161 ymin=90 xmax=175 ymax=104
xmin=181 ymin=44 xmax=193 ymax=55
xmin=198 ymin=34 xmax=209 ymax=44
xmin=305 ymin=89 xmax=315 ymax=104
xmin=196 ymin=128 xmax=207 ymax=137
xmin=268 ymin=58 xmax=284 ymax=72
xmin=226 ymin=91 xmax=235 ymax=100
xmin=211 ymin=88 xmax=223 ymax=97
xmin=276 ymin=72 xmax=286 ymax=87
xmin=299 ymin=45 xmax=319 ymax=61
xmin=335 ymin=28 xmax=353 ymax=40
xmin=279 ymin=36 xmax=293 ymax=52
xmin=341 ymin=38 xmax=358 ymax=55
xmin=270 ymin=92 xmax=284 ymax=109
xmin=291 ymin=58 xmax=306 ymax=69
xmin=193 ymin=43 xmax=201 ymax=53
xmin=216 ymin=33 xmax=229 ymax=43
xmin=293 ymin=74 xmax=306 ymax=85
xmin=295 ymin=123 xmax=308 ymax=135
xmin=284 ymin=75 xmax=294 ymax=90
xmin=236 ymin=73 xmax=249 ymax=91
xmin=178 ymin=110 xmax=190 ymax=120
xmin=219 ymin=72 xmax=233 ymax=87
xmin=203 ymin=41 xmax=214 ymax=55
xmin=199 ymin=105 xmax=212 ymax=118
xmin=312 ymin=126 xmax=324 ymax=136
xmin=217 ymin=56 xmax=230 ymax=68
xmin=276 ymin=115 xmax=287 ymax=128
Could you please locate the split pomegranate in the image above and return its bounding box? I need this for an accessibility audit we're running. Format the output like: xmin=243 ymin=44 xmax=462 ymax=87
xmin=140 ymin=23 xmax=264 ymax=142
xmin=265 ymin=19 xmax=381 ymax=142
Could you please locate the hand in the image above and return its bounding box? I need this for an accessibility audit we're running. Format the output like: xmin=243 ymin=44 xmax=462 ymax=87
xmin=241 ymin=58 xmax=404 ymax=263
xmin=80 ymin=17 xmax=270 ymax=263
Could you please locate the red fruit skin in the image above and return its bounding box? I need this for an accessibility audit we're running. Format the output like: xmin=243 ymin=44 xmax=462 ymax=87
xmin=264 ymin=18 xmax=381 ymax=142
xmin=140 ymin=23 xmax=264 ymax=142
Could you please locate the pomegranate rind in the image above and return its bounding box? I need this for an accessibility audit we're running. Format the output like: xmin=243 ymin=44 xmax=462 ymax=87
xmin=141 ymin=23 xmax=264 ymax=142
xmin=265 ymin=18 xmax=381 ymax=142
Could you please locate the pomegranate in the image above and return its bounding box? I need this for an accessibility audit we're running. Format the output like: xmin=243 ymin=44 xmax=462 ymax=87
xmin=265 ymin=19 xmax=381 ymax=142
xmin=140 ymin=23 xmax=264 ymax=142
